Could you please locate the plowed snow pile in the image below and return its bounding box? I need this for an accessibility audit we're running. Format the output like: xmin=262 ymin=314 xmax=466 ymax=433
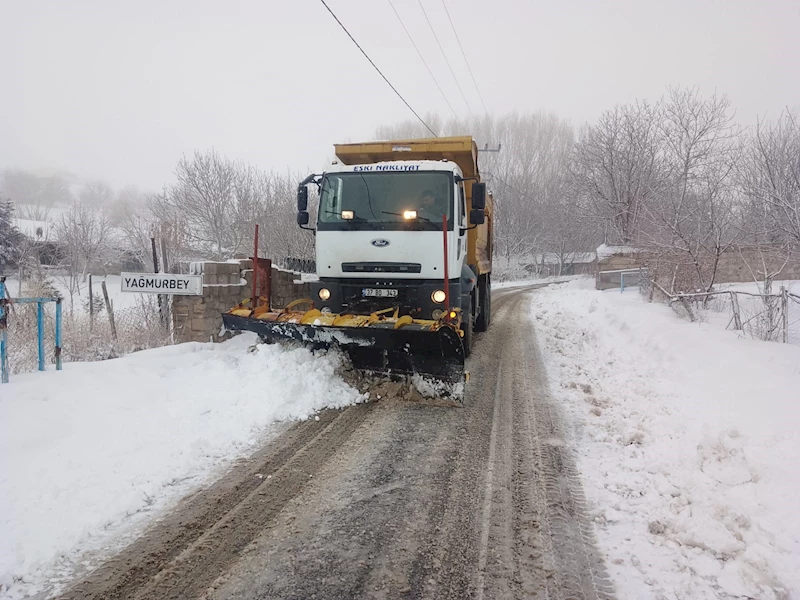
xmin=532 ymin=279 xmax=800 ymax=600
xmin=0 ymin=333 xmax=365 ymax=599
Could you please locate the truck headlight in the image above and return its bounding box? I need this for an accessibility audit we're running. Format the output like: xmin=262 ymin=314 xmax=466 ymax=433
xmin=431 ymin=290 xmax=446 ymax=303
xmin=318 ymin=288 xmax=331 ymax=300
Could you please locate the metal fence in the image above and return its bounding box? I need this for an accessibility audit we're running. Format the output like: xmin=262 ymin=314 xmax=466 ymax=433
xmin=641 ymin=277 xmax=800 ymax=345
xmin=597 ymin=268 xmax=645 ymax=292
xmin=278 ymin=257 xmax=316 ymax=274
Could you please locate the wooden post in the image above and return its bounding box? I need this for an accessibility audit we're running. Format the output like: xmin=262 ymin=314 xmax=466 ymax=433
xmin=782 ymin=286 xmax=789 ymax=343
xmin=730 ymin=291 xmax=743 ymax=331
xmin=101 ymin=280 xmax=117 ymax=341
xmin=88 ymin=273 xmax=94 ymax=332
xmin=159 ymin=236 xmax=171 ymax=335
xmin=151 ymin=237 xmax=165 ymax=329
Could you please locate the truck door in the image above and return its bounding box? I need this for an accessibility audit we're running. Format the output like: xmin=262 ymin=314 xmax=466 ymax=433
xmin=458 ymin=181 xmax=467 ymax=261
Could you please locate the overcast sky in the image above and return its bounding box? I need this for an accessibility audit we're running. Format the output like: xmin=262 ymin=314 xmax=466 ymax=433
xmin=1 ymin=0 xmax=797 ymax=191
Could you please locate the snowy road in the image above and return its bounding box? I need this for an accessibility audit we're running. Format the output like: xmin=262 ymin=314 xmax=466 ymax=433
xmin=58 ymin=285 xmax=615 ymax=600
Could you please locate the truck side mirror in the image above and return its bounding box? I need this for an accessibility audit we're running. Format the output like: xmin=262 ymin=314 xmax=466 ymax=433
xmin=297 ymin=186 xmax=308 ymax=212
xmin=470 ymin=208 xmax=485 ymax=225
xmin=472 ymin=183 xmax=486 ymax=210
xmin=297 ymin=211 xmax=310 ymax=226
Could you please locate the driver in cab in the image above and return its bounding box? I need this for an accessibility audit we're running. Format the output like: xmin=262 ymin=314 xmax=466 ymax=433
xmin=418 ymin=189 xmax=446 ymax=220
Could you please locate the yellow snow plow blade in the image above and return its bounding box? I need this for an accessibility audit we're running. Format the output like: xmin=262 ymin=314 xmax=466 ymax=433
xmin=223 ymin=299 xmax=466 ymax=397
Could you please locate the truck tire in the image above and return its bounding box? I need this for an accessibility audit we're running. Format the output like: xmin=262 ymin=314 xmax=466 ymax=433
xmin=474 ymin=276 xmax=490 ymax=332
xmin=462 ymin=294 xmax=474 ymax=357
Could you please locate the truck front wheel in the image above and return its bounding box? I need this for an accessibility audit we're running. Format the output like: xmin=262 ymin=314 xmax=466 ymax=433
xmin=462 ymin=294 xmax=474 ymax=357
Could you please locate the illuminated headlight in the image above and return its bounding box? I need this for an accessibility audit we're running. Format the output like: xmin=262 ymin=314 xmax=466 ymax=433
xmin=341 ymin=210 xmax=354 ymax=220
xmin=403 ymin=210 xmax=417 ymax=220
xmin=318 ymin=288 xmax=331 ymax=300
xmin=431 ymin=289 xmax=446 ymax=303
xmin=432 ymin=309 xmax=444 ymax=320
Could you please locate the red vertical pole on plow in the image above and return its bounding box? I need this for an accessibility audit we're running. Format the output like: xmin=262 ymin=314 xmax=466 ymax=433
xmin=252 ymin=224 xmax=259 ymax=307
xmin=442 ymin=214 xmax=449 ymax=311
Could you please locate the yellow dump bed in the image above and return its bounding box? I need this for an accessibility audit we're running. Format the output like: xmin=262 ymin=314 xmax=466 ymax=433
xmin=334 ymin=136 xmax=479 ymax=180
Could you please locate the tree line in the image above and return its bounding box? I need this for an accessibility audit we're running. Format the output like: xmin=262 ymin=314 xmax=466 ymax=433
xmin=3 ymin=86 xmax=798 ymax=296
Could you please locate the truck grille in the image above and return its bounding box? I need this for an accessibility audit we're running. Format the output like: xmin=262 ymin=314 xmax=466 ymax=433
xmin=341 ymin=262 xmax=421 ymax=274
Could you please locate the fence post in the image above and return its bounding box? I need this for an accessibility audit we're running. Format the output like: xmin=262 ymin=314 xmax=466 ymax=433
xmin=782 ymin=286 xmax=789 ymax=343
xmin=89 ymin=273 xmax=94 ymax=332
xmin=0 ymin=278 xmax=8 ymax=383
xmin=37 ymin=300 xmax=45 ymax=371
xmin=620 ymin=272 xmax=625 ymax=293
xmin=730 ymin=291 xmax=743 ymax=330
xmin=101 ymin=280 xmax=117 ymax=342
xmin=55 ymin=298 xmax=63 ymax=371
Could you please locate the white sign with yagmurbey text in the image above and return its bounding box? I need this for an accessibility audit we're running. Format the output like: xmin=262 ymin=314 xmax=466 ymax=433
xmin=120 ymin=273 xmax=203 ymax=295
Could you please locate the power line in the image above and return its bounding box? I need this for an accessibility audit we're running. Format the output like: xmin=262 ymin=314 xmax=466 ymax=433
xmin=416 ymin=0 xmax=474 ymax=118
xmin=387 ymin=0 xmax=460 ymax=122
xmin=440 ymin=0 xmax=489 ymax=114
xmin=318 ymin=0 xmax=438 ymax=137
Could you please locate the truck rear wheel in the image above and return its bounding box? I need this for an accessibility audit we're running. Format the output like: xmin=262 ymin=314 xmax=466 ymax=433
xmin=474 ymin=276 xmax=490 ymax=332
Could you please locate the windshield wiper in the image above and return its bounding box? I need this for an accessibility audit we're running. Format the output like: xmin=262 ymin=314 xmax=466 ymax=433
xmin=325 ymin=210 xmax=367 ymax=222
xmin=382 ymin=211 xmax=440 ymax=229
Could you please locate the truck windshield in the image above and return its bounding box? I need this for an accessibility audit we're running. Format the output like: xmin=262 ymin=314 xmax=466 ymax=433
xmin=317 ymin=171 xmax=454 ymax=231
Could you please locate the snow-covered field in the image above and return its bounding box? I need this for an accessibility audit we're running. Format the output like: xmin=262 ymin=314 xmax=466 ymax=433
xmin=533 ymin=279 xmax=800 ymax=599
xmin=2 ymin=274 xmax=146 ymax=312
xmin=0 ymin=334 xmax=365 ymax=599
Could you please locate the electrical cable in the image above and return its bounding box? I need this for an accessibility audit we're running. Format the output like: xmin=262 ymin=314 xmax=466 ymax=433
xmin=387 ymin=0 xmax=460 ymax=122
xmin=319 ymin=0 xmax=438 ymax=137
xmin=416 ymin=0 xmax=474 ymax=117
xmin=440 ymin=0 xmax=489 ymax=114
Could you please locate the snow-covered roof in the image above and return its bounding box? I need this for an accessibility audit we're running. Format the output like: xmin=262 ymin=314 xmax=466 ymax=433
xmin=596 ymin=243 xmax=640 ymax=259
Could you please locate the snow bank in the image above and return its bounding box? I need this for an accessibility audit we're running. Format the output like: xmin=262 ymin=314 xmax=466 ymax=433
xmin=0 ymin=334 xmax=365 ymax=599
xmin=494 ymin=274 xmax=585 ymax=290
xmin=531 ymin=279 xmax=800 ymax=599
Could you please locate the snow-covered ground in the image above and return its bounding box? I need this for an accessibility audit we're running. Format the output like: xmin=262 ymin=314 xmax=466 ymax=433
xmin=0 ymin=334 xmax=365 ymax=599
xmin=532 ymin=279 xmax=800 ymax=599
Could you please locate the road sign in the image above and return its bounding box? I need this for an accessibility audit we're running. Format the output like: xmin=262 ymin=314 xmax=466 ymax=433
xmin=120 ymin=273 xmax=203 ymax=296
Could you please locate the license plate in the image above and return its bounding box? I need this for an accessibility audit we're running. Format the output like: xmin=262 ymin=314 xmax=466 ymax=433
xmin=362 ymin=288 xmax=398 ymax=298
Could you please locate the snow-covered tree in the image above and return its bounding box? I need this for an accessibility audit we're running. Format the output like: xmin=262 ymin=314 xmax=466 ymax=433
xmin=0 ymin=198 xmax=24 ymax=273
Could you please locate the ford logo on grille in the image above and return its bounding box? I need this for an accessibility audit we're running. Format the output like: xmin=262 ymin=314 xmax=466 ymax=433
xmin=371 ymin=239 xmax=390 ymax=247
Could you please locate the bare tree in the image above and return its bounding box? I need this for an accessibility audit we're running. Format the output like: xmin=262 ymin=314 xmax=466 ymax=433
xmin=54 ymin=202 xmax=114 ymax=314
xmin=642 ymin=89 xmax=742 ymax=294
xmin=571 ymin=101 xmax=663 ymax=244
xmin=741 ymin=109 xmax=800 ymax=245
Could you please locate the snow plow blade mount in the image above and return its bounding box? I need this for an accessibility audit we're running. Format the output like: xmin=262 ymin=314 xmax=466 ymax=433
xmin=222 ymin=306 xmax=466 ymax=396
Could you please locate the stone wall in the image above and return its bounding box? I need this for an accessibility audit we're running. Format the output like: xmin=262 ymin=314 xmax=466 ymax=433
xmin=172 ymin=261 xmax=312 ymax=344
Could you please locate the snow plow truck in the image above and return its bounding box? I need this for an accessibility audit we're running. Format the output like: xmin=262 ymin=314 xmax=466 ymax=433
xmin=222 ymin=136 xmax=494 ymax=398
